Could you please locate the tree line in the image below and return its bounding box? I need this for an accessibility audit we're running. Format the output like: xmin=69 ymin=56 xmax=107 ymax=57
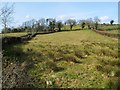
xmin=0 ymin=3 xmax=115 ymax=34
xmin=1 ymin=17 xmax=101 ymax=33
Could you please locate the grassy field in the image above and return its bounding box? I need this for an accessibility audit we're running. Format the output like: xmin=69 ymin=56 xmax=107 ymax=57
xmin=61 ymin=24 xmax=118 ymax=31
xmin=106 ymin=30 xmax=120 ymax=34
xmin=3 ymin=30 xmax=119 ymax=88
xmin=99 ymin=24 xmax=118 ymax=30
xmin=60 ymin=25 xmax=89 ymax=31
xmin=0 ymin=32 xmax=27 ymax=37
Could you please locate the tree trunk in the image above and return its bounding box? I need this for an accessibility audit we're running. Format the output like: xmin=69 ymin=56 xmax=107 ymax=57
xmin=58 ymin=27 xmax=61 ymax=32
xmin=70 ymin=25 xmax=73 ymax=30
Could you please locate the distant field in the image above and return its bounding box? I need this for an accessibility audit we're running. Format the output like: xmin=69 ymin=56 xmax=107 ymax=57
xmin=106 ymin=30 xmax=120 ymax=34
xmin=99 ymin=25 xmax=118 ymax=30
xmin=4 ymin=30 xmax=119 ymax=88
xmin=61 ymin=24 xmax=118 ymax=31
xmin=0 ymin=32 xmax=27 ymax=37
xmin=61 ymin=25 xmax=88 ymax=30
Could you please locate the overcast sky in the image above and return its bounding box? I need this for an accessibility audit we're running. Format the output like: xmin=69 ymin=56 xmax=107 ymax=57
xmin=0 ymin=2 xmax=118 ymax=31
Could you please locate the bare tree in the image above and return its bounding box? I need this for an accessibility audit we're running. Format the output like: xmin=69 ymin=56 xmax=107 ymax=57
xmin=78 ymin=20 xmax=86 ymax=29
xmin=46 ymin=18 xmax=56 ymax=32
xmin=0 ymin=3 xmax=14 ymax=33
xmin=86 ymin=18 xmax=94 ymax=29
xmin=38 ymin=18 xmax=46 ymax=32
xmin=22 ymin=21 xmax=31 ymax=34
xmin=66 ymin=19 xmax=76 ymax=30
xmin=94 ymin=16 xmax=100 ymax=30
xmin=56 ymin=21 xmax=63 ymax=32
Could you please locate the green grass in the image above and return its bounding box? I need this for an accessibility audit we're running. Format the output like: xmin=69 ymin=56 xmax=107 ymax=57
xmin=61 ymin=24 xmax=119 ymax=32
xmin=106 ymin=30 xmax=120 ymax=34
xmin=99 ymin=24 xmax=118 ymax=30
xmin=1 ymin=32 xmax=27 ymax=37
xmin=61 ymin=25 xmax=88 ymax=30
xmin=3 ymin=30 xmax=119 ymax=88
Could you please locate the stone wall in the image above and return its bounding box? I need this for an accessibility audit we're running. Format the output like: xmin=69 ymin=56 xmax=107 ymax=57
xmin=93 ymin=30 xmax=120 ymax=39
xmin=2 ymin=31 xmax=55 ymax=49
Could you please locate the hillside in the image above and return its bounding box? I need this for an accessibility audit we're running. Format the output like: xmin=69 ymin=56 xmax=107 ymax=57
xmin=3 ymin=30 xmax=119 ymax=88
